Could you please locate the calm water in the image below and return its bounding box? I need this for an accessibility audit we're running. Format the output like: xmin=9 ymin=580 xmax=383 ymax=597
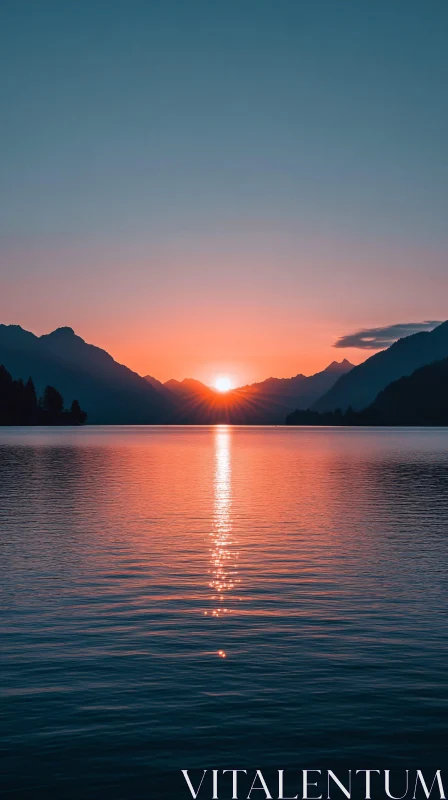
xmin=1 ymin=426 xmax=448 ymax=799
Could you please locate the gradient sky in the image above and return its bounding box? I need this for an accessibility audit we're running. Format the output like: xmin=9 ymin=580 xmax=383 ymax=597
xmin=1 ymin=0 xmax=447 ymax=384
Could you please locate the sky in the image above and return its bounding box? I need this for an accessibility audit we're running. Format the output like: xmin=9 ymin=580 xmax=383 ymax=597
xmin=1 ymin=0 xmax=447 ymax=385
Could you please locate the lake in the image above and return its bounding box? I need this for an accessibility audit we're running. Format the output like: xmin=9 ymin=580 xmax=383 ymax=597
xmin=1 ymin=426 xmax=448 ymax=799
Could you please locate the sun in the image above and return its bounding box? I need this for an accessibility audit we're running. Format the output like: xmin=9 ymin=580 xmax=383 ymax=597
xmin=214 ymin=375 xmax=233 ymax=393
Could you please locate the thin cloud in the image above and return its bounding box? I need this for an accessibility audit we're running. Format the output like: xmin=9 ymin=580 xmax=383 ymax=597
xmin=334 ymin=321 xmax=442 ymax=350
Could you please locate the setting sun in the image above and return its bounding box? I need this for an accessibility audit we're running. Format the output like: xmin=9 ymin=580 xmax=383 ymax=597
xmin=214 ymin=376 xmax=233 ymax=393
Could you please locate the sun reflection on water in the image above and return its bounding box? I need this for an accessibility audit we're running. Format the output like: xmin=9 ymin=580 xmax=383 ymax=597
xmin=206 ymin=426 xmax=240 ymax=620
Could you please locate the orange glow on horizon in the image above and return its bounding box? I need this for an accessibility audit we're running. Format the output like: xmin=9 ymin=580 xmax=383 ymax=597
xmin=5 ymin=233 xmax=445 ymax=387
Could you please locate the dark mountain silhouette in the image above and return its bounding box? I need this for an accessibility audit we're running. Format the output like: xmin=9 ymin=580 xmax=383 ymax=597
xmin=313 ymin=320 xmax=448 ymax=412
xmin=147 ymin=360 xmax=354 ymax=424
xmin=164 ymin=377 xmax=213 ymax=397
xmin=0 ymin=325 xmax=171 ymax=424
xmin=373 ymin=357 xmax=448 ymax=424
xmin=2 ymin=323 xmax=351 ymax=426
xmin=0 ymin=364 xmax=87 ymax=425
xmin=287 ymin=357 xmax=448 ymax=426
xmin=145 ymin=376 xmax=254 ymax=423
xmin=144 ymin=374 xmax=166 ymax=392
xmin=238 ymin=359 xmax=353 ymax=412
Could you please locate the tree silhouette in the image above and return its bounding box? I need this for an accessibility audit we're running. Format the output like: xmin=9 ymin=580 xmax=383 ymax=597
xmin=70 ymin=399 xmax=87 ymax=425
xmin=24 ymin=377 xmax=38 ymax=418
xmin=0 ymin=365 xmax=14 ymax=418
xmin=43 ymin=385 xmax=64 ymax=417
xmin=0 ymin=366 xmax=87 ymax=425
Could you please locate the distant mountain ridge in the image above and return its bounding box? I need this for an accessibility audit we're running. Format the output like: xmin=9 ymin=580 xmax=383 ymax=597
xmin=314 ymin=321 xmax=448 ymax=412
xmin=239 ymin=359 xmax=353 ymax=402
xmin=234 ymin=359 xmax=354 ymax=422
xmin=287 ymin=356 xmax=448 ymax=426
xmin=1 ymin=323 xmax=352 ymax=426
xmin=164 ymin=378 xmax=214 ymax=397
xmin=144 ymin=360 xmax=354 ymax=424
xmin=4 ymin=320 xmax=447 ymax=425
xmin=0 ymin=324 xmax=171 ymax=424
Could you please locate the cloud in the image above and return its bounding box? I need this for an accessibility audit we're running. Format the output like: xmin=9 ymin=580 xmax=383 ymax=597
xmin=334 ymin=321 xmax=442 ymax=350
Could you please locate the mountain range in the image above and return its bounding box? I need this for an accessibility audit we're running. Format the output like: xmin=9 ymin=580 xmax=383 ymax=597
xmin=0 ymin=325 xmax=171 ymax=424
xmin=1 ymin=320 xmax=448 ymax=424
xmin=287 ymin=356 xmax=448 ymax=426
xmin=313 ymin=321 xmax=448 ymax=412
xmin=145 ymin=360 xmax=354 ymax=424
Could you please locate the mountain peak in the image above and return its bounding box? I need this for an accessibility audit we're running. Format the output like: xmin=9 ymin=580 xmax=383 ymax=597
xmin=181 ymin=378 xmax=207 ymax=388
xmin=144 ymin=374 xmax=165 ymax=390
xmin=314 ymin=320 xmax=448 ymax=412
xmin=0 ymin=323 xmax=26 ymax=332
xmin=0 ymin=324 xmax=39 ymax=348
xmin=45 ymin=326 xmax=76 ymax=338
xmin=324 ymin=359 xmax=354 ymax=372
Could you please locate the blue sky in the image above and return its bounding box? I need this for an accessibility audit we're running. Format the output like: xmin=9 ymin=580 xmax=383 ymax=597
xmin=1 ymin=0 xmax=447 ymax=381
